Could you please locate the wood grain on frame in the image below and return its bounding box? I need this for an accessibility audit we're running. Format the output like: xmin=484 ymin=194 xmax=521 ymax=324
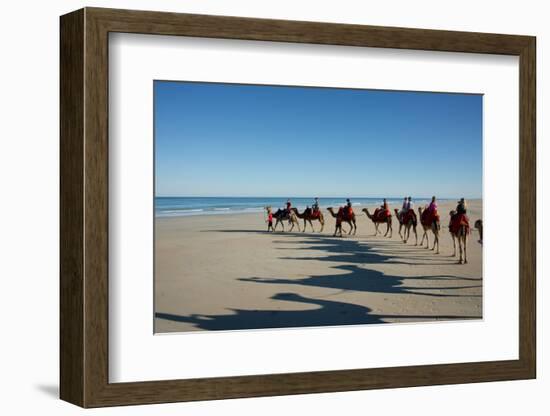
xmin=60 ymin=7 xmax=536 ymax=408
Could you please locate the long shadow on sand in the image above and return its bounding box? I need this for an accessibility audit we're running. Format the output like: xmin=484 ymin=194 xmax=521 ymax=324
xmin=155 ymin=292 xmax=478 ymax=331
xmin=162 ymin=230 xmax=482 ymax=331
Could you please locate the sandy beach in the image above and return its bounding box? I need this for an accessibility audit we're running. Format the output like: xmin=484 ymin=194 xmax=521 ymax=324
xmin=154 ymin=200 xmax=482 ymax=333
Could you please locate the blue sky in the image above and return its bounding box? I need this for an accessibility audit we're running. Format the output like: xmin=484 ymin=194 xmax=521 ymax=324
xmin=154 ymin=81 xmax=482 ymax=198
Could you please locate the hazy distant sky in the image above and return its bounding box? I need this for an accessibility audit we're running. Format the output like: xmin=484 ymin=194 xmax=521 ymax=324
xmin=154 ymin=81 xmax=482 ymax=198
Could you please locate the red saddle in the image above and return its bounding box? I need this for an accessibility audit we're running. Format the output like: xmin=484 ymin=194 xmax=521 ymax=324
xmin=310 ymin=209 xmax=321 ymax=219
xmin=402 ymin=209 xmax=417 ymax=225
xmin=420 ymin=209 xmax=439 ymax=226
xmin=373 ymin=208 xmax=391 ymax=222
xmin=449 ymin=213 xmax=470 ymax=234
xmin=337 ymin=206 xmax=353 ymax=222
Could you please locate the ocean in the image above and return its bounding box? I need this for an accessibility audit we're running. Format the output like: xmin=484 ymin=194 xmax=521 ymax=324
xmin=155 ymin=197 xmax=440 ymax=218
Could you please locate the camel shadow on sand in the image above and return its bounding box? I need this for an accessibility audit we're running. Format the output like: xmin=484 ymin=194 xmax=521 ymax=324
xmin=155 ymin=292 xmax=478 ymax=331
xmin=156 ymin=232 xmax=481 ymax=331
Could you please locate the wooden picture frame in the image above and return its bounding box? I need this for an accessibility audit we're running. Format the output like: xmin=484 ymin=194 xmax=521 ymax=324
xmin=60 ymin=7 xmax=536 ymax=408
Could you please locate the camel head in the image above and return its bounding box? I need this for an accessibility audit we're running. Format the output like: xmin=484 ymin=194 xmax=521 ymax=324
xmin=394 ymin=208 xmax=400 ymax=216
xmin=474 ymin=219 xmax=482 ymax=230
xmin=326 ymin=207 xmax=341 ymax=218
xmin=362 ymin=208 xmax=373 ymax=219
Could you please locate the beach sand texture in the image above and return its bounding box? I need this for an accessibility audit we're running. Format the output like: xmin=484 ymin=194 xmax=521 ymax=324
xmin=154 ymin=200 xmax=482 ymax=333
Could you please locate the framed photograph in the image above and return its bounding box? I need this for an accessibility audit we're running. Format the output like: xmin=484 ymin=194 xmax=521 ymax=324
xmin=60 ymin=7 xmax=536 ymax=408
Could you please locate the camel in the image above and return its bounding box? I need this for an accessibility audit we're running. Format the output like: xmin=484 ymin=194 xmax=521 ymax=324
xmin=418 ymin=207 xmax=440 ymax=253
xmin=394 ymin=208 xmax=418 ymax=245
xmin=362 ymin=208 xmax=392 ymax=238
xmin=449 ymin=210 xmax=469 ymax=264
xmin=291 ymin=207 xmax=325 ymax=232
xmin=269 ymin=207 xmax=300 ymax=232
xmin=326 ymin=207 xmax=357 ymax=237
xmin=474 ymin=219 xmax=483 ymax=244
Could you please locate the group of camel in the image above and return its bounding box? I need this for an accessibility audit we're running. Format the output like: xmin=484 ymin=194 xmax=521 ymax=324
xmin=267 ymin=205 xmax=482 ymax=265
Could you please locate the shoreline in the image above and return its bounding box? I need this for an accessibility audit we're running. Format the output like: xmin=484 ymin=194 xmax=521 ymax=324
xmin=155 ymin=198 xmax=483 ymax=219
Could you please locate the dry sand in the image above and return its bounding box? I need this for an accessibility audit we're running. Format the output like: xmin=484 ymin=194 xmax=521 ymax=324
xmin=154 ymin=200 xmax=482 ymax=333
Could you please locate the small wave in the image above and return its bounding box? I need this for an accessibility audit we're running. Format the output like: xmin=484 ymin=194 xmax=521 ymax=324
xmin=213 ymin=208 xmax=230 ymax=211
xmin=160 ymin=209 xmax=204 ymax=213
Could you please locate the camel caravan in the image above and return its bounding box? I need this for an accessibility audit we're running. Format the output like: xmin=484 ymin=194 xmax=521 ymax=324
xmin=264 ymin=196 xmax=480 ymax=264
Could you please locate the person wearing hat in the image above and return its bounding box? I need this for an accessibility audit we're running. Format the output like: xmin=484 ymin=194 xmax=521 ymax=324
xmin=312 ymin=197 xmax=320 ymax=213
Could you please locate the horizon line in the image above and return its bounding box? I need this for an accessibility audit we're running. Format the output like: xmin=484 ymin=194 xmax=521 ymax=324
xmin=155 ymin=195 xmax=483 ymax=199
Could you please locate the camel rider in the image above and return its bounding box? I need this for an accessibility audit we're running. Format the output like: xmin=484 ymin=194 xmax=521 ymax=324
xmin=399 ymin=197 xmax=408 ymax=220
xmin=377 ymin=198 xmax=389 ymax=220
xmin=285 ymin=199 xmax=292 ymax=214
xmin=285 ymin=199 xmax=292 ymax=224
xmin=427 ymin=196 xmax=440 ymax=230
xmin=345 ymin=198 xmax=352 ymax=216
xmin=407 ymin=196 xmax=414 ymax=212
xmin=456 ymin=198 xmax=467 ymax=215
xmin=312 ymin=197 xmax=320 ymax=213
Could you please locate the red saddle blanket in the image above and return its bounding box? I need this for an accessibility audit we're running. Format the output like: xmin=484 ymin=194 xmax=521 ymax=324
xmin=337 ymin=206 xmax=354 ymax=222
xmin=449 ymin=213 xmax=470 ymax=234
xmin=310 ymin=209 xmax=321 ymax=219
xmin=402 ymin=209 xmax=417 ymax=225
xmin=420 ymin=209 xmax=440 ymax=226
xmin=373 ymin=208 xmax=391 ymax=222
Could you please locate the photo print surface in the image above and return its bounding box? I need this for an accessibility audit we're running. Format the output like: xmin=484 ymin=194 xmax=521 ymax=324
xmin=153 ymin=81 xmax=483 ymax=333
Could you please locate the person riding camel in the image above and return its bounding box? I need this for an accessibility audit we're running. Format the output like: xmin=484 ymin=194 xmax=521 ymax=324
xmin=345 ymin=198 xmax=353 ymax=218
xmin=427 ymin=196 xmax=440 ymax=230
xmin=407 ymin=196 xmax=414 ymax=212
xmin=285 ymin=199 xmax=293 ymax=224
xmin=399 ymin=197 xmax=408 ymax=221
xmin=450 ymin=198 xmax=470 ymax=234
xmin=312 ymin=197 xmax=320 ymax=214
xmin=375 ymin=198 xmax=390 ymax=221
xmin=456 ymin=197 xmax=467 ymax=215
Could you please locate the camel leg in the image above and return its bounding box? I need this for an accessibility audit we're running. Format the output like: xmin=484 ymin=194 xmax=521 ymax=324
xmin=308 ymin=219 xmax=314 ymax=232
xmin=434 ymin=231 xmax=440 ymax=254
xmin=319 ymin=219 xmax=324 ymax=233
xmin=463 ymin=235 xmax=468 ymax=263
xmin=451 ymin=234 xmax=457 ymax=257
xmin=457 ymin=237 xmax=463 ymax=264
xmin=413 ymin=226 xmax=418 ymax=245
xmin=302 ymin=219 xmax=306 ymax=232
xmin=348 ymin=221 xmax=353 ymax=235
xmin=353 ymin=221 xmax=357 ymax=235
